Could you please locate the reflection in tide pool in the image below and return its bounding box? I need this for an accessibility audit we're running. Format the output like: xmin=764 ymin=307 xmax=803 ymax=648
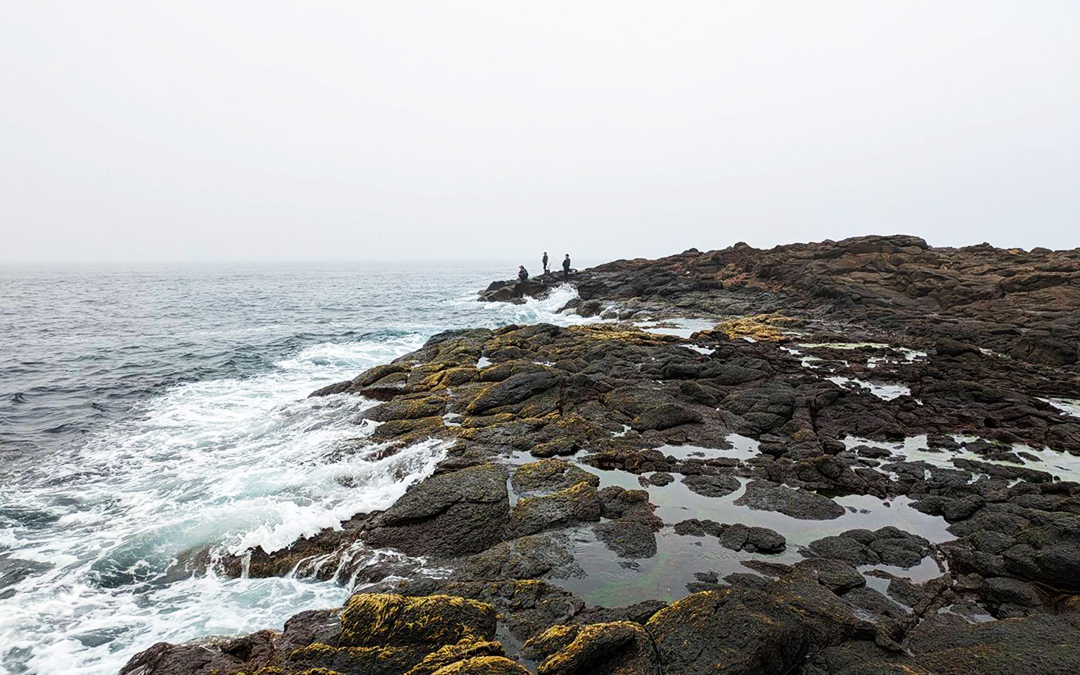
xmin=828 ymin=376 xmax=912 ymax=401
xmin=557 ymin=449 xmax=952 ymax=607
xmin=843 ymin=434 xmax=1080 ymax=483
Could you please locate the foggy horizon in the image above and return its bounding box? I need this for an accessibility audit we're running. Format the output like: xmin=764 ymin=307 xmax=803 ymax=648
xmin=3 ymin=231 xmax=1078 ymax=268
xmin=3 ymin=2 xmax=1078 ymax=263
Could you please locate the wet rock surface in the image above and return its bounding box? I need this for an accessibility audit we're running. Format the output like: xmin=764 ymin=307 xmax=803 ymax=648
xmin=735 ymin=479 xmax=848 ymax=520
xmin=804 ymin=527 xmax=934 ymax=567
xmin=135 ymin=236 xmax=1080 ymax=674
xmin=364 ymin=463 xmax=511 ymax=558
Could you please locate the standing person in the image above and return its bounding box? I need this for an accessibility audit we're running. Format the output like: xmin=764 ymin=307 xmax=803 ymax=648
xmin=542 ymin=252 xmax=549 ymax=275
xmin=562 ymin=254 xmax=571 ymax=280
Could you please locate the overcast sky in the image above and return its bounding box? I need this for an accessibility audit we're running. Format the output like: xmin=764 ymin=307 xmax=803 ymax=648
xmin=1 ymin=1 xmax=1077 ymax=262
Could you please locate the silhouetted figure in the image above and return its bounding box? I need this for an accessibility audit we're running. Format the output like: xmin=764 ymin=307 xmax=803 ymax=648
xmin=542 ymin=252 xmax=549 ymax=274
xmin=562 ymin=254 xmax=571 ymax=279
xmin=518 ymin=265 xmax=529 ymax=281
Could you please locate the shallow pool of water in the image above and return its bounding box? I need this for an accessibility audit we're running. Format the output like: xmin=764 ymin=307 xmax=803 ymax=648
xmin=828 ymin=376 xmax=912 ymax=401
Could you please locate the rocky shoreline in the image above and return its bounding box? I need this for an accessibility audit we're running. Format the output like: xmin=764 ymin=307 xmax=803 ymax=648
xmin=129 ymin=235 xmax=1080 ymax=675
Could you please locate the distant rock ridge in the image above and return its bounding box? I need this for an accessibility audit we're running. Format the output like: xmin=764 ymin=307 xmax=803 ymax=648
xmin=480 ymin=234 xmax=1080 ymax=367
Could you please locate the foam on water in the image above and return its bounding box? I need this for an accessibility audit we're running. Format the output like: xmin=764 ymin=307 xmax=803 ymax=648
xmin=1041 ymin=397 xmax=1080 ymax=419
xmin=470 ymin=284 xmax=597 ymax=327
xmin=0 ymin=336 xmax=454 ymax=674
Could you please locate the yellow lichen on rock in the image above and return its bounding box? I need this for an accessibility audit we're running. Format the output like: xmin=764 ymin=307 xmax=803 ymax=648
xmin=427 ymin=656 xmax=530 ymax=675
xmin=339 ymin=594 xmax=497 ymax=650
xmin=524 ymin=621 xmax=659 ymax=675
xmin=521 ymin=623 xmax=580 ymax=657
xmin=566 ymin=324 xmax=675 ymax=345
xmin=715 ymin=315 xmax=793 ymax=342
xmin=241 ymin=668 xmax=344 ymax=675
xmin=438 ymin=367 xmax=479 ymax=387
xmin=402 ymin=638 xmax=506 ymax=675
xmin=286 ymin=642 xmax=415 ymax=675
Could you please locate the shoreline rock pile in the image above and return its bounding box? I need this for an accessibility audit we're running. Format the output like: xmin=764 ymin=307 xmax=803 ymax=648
xmin=130 ymin=235 xmax=1080 ymax=675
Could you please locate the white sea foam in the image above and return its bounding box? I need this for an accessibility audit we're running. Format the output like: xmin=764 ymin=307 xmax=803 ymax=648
xmin=0 ymin=335 xmax=444 ymax=675
xmin=1041 ymin=397 xmax=1080 ymax=419
xmin=464 ymin=284 xmax=598 ymax=327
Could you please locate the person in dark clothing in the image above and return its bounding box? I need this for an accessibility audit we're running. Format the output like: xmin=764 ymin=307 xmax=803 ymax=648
xmin=518 ymin=265 xmax=529 ymax=281
xmin=562 ymin=254 xmax=571 ymax=279
xmin=542 ymin=252 xmax=549 ymax=274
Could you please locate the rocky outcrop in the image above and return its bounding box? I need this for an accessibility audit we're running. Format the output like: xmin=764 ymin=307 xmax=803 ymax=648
xmin=511 ymin=460 xmax=600 ymax=494
xmin=522 ymin=621 xmax=660 ymax=675
xmin=804 ymin=527 xmax=934 ymax=568
xmin=508 ymin=481 xmax=602 ymax=538
xmin=146 ymin=236 xmax=1080 ymax=675
xmin=479 ymin=235 xmax=1080 ymax=371
xmin=646 ymin=574 xmax=876 ymax=675
xmin=120 ymin=593 xmax=526 ymax=675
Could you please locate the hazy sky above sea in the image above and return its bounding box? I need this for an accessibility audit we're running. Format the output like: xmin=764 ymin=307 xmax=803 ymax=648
xmin=2 ymin=2 xmax=1078 ymax=263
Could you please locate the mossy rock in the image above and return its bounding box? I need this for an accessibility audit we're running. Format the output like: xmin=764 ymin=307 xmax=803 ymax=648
xmin=362 ymin=396 xmax=447 ymax=423
xmin=439 ymin=367 xmax=480 ymax=387
xmin=339 ymin=594 xmax=497 ymax=649
xmin=509 ymin=481 xmax=601 ymax=537
xmin=566 ymin=324 xmax=676 ymax=346
xmin=523 ymin=621 xmax=660 ymax=675
xmin=466 ymin=371 xmax=562 ymax=415
xmin=371 ymin=416 xmax=448 ymax=443
xmin=355 ymin=363 xmax=411 ymax=388
xmin=288 ymin=643 xmax=416 ymax=675
xmin=402 ymin=639 xmax=508 ymax=675
xmin=512 ymin=460 xmax=599 ymax=494
xmin=715 ymin=315 xmax=791 ymax=342
xmin=425 ymin=656 xmax=530 ymax=674
xmin=460 ymin=533 xmax=579 ymax=580
xmin=407 ymin=363 xmax=451 ymax=390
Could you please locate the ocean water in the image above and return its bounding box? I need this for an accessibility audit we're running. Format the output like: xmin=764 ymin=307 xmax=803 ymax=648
xmin=0 ymin=262 xmax=589 ymax=675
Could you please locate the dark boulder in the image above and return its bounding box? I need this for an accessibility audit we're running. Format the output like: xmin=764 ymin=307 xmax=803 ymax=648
xmin=734 ymin=480 xmax=846 ymax=520
xmin=467 ymin=370 xmax=562 ymax=414
xmin=364 ymin=464 xmax=510 ymax=558
xmin=794 ymin=558 xmax=866 ymax=594
xmin=805 ymin=527 xmax=933 ymax=568
xmin=906 ymin=613 xmax=1080 ymax=674
xmin=119 ymin=631 xmax=277 ymax=675
xmin=646 ymin=577 xmax=873 ymax=675
xmin=522 ymin=621 xmax=661 ymax=675
xmin=594 ymin=520 xmax=658 ymax=559
xmin=512 ymin=460 xmax=600 ymax=494
xmin=681 ymin=474 xmax=741 ymax=498
xmin=508 ymin=482 xmax=602 ymax=538
xmin=631 ymin=403 xmax=702 ymax=431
